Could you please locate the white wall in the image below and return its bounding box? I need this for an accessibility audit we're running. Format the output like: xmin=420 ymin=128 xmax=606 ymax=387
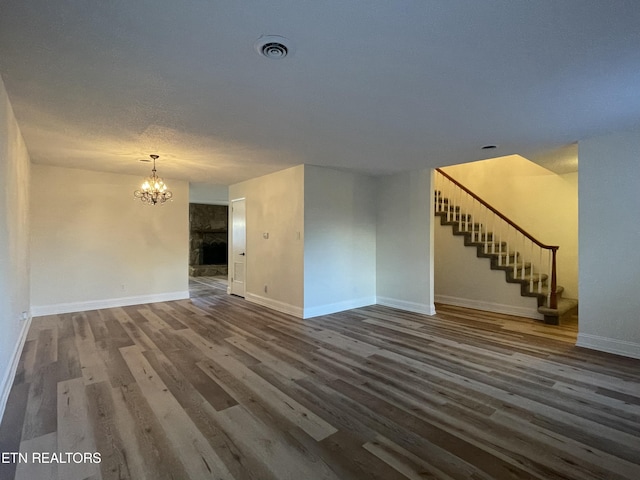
xmin=440 ymin=155 xmax=579 ymax=300
xmin=229 ymin=165 xmax=304 ymax=316
xmin=303 ymin=165 xmax=376 ymax=317
xmin=578 ymin=128 xmax=640 ymax=359
xmin=31 ymin=165 xmax=189 ymax=315
xmin=0 ymin=76 xmax=31 ymax=420
xmin=189 ymin=182 xmax=229 ymax=205
xmin=435 ymin=220 xmax=543 ymax=319
xmin=376 ymin=169 xmax=435 ymax=315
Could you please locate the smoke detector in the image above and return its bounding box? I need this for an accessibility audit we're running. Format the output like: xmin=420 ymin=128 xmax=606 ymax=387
xmin=255 ymin=35 xmax=293 ymax=59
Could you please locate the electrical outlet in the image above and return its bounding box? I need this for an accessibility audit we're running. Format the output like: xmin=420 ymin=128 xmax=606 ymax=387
xmin=21 ymin=311 xmax=28 ymax=321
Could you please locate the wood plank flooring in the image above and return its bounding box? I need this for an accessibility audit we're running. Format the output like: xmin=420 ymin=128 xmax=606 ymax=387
xmin=1 ymin=277 xmax=639 ymax=479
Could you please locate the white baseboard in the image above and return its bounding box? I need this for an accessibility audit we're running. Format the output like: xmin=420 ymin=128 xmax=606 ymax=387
xmin=0 ymin=314 xmax=32 ymax=423
xmin=434 ymin=294 xmax=543 ymax=320
xmin=245 ymin=293 xmax=303 ymax=318
xmin=303 ymin=297 xmax=376 ymax=319
xmin=376 ymin=296 xmax=436 ymax=316
xmin=576 ymin=333 xmax=640 ymax=360
xmin=246 ymin=294 xmax=435 ymax=319
xmin=31 ymin=291 xmax=190 ymax=317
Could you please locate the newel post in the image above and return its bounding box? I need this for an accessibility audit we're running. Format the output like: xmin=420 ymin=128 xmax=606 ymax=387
xmin=550 ymin=247 xmax=558 ymax=309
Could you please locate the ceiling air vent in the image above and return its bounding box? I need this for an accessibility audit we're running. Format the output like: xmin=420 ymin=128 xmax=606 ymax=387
xmin=255 ymin=35 xmax=292 ymax=59
xmin=261 ymin=42 xmax=288 ymax=58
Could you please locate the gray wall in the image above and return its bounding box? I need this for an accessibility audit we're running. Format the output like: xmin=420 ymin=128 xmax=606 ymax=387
xmin=578 ymin=127 xmax=640 ymax=359
xmin=376 ymin=169 xmax=434 ymax=314
xmin=189 ymin=183 xmax=229 ymax=205
xmin=31 ymin=165 xmax=190 ymax=315
xmin=304 ymin=165 xmax=377 ymax=317
xmin=229 ymin=165 xmax=305 ymax=316
xmin=0 ymin=76 xmax=31 ymax=419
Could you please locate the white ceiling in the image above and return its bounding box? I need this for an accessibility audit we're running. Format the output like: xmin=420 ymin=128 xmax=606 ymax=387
xmin=1 ymin=1 xmax=639 ymax=184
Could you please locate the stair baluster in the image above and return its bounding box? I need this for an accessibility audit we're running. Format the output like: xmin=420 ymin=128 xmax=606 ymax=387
xmin=471 ymin=197 xmax=477 ymax=244
xmin=538 ymin=247 xmax=543 ymax=293
xmin=493 ymin=213 xmax=498 ymax=254
xmin=522 ymin=233 xmax=528 ymax=279
xmin=463 ymin=191 xmax=469 ymax=233
xmin=512 ymin=235 xmax=517 ymax=278
xmin=529 ymin=239 xmax=535 ymax=293
xmin=458 ymin=187 xmax=463 ymax=232
xmin=482 ymin=209 xmax=489 ymax=254
xmin=497 ymin=214 xmax=503 ymax=266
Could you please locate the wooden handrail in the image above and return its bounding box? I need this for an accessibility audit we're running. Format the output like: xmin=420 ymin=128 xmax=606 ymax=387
xmin=436 ymin=169 xmax=559 ymax=251
xmin=435 ymin=168 xmax=559 ymax=309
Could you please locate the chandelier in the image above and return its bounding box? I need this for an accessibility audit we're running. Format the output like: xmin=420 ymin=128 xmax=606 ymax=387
xmin=134 ymin=154 xmax=173 ymax=205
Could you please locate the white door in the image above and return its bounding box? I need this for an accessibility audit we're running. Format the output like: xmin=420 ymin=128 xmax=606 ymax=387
xmin=230 ymin=198 xmax=246 ymax=297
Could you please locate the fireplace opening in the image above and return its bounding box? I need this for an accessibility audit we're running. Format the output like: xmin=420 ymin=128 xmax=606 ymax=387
xmin=202 ymin=239 xmax=228 ymax=265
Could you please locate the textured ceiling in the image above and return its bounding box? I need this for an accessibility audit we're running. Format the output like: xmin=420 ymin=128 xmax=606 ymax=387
xmin=1 ymin=1 xmax=639 ymax=184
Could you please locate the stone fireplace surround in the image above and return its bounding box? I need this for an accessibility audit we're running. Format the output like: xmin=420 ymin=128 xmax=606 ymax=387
xmin=189 ymin=203 xmax=228 ymax=276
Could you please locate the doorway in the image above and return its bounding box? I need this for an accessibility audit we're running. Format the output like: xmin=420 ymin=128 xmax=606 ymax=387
xmin=188 ymin=203 xmax=228 ymax=277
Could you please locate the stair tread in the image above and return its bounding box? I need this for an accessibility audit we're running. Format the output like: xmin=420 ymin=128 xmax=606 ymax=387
xmin=538 ymin=297 xmax=578 ymax=316
xmin=498 ymin=262 xmax=531 ymax=268
xmin=512 ymin=273 xmax=548 ymax=282
xmin=526 ymin=285 xmax=565 ymax=296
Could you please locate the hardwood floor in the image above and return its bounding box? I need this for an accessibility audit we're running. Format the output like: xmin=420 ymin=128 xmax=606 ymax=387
xmin=1 ymin=277 xmax=639 ymax=479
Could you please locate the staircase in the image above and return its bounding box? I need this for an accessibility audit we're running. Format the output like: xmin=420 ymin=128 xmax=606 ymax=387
xmin=434 ymin=169 xmax=577 ymax=325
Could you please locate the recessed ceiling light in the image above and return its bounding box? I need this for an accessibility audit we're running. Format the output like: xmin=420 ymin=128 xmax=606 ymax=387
xmin=481 ymin=145 xmax=498 ymax=150
xmin=255 ymin=35 xmax=292 ymax=59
